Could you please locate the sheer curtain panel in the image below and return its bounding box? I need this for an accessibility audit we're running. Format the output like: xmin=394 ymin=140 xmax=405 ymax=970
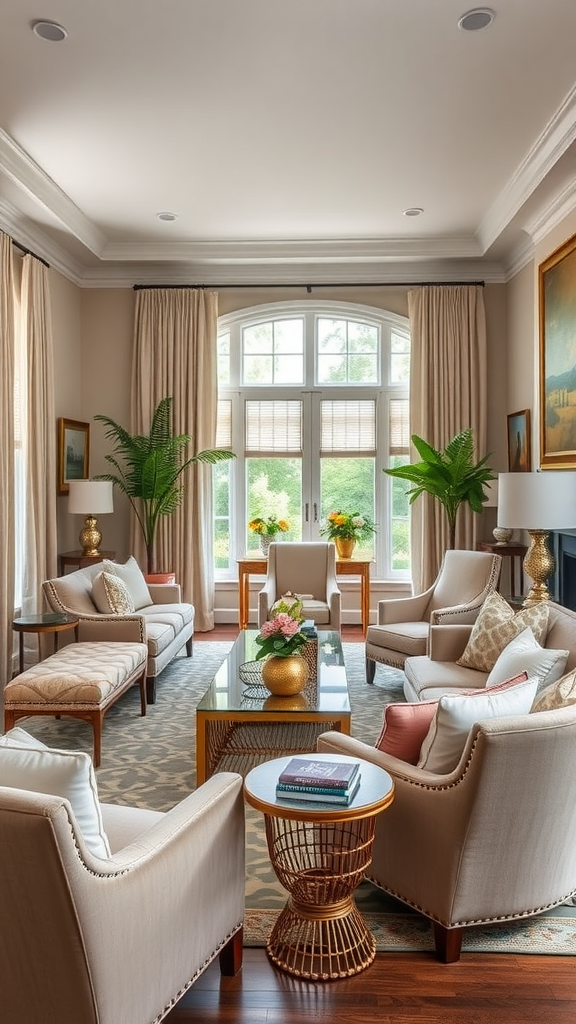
xmin=0 ymin=233 xmax=16 ymax=702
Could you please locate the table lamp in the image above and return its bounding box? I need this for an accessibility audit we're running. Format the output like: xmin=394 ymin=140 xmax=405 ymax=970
xmin=497 ymin=471 xmax=576 ymax=605
xmin=68 ymin=480 xmax=114 ymax=556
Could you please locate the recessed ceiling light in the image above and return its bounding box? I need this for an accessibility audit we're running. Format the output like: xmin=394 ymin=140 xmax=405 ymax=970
xmin=458 ymin=8 xmax=495 ymax=31
xmin=157 ymin=212 xmax=177 ymax=222
xmin=403 ymin=207 xmax=424 ymax=217
xmin=31 ymin=20 xmax=68 ymax=42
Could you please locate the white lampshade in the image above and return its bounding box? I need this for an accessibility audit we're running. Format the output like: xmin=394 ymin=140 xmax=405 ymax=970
xmin=68 ymin=479 xmax=114 ymax=515
xmin=497 ymin=472 xmax=576 ymax=531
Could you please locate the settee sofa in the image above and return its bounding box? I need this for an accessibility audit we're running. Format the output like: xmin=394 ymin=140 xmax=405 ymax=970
xmin=43 ymin=558 xmax=194 ymax=703
xmin=402 ymin=600 xmax=576 ymax=702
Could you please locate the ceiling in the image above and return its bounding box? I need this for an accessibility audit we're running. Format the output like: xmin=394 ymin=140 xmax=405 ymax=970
xmin=1 ymin=0 xmax=576 ymax=287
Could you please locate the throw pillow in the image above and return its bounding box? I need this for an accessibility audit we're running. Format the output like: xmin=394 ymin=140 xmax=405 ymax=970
xmin=531 ymin=667 xmax=576 ymax=712
xmin=456 ymin=591 xmax=549 ymax=673
xmin=103 ymin=556 xmax=151 ymax=611
xmin=417 ymin=674 xmax=539 ymax=774
xmin=485 ymin=627 xmax=569 ymax=690
xmin=0 ymin=726 xmax=47 ymax=748
xmin=92 ymin=571 xmax=135 ymax=615
xmin=375 ymin=700 xmax=439 ymax=764
xmin=0 ymin=729 xmax=111 ymax=858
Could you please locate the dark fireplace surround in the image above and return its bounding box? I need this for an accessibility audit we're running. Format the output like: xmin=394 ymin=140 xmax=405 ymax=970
xmin=551 ymin=531 xmax=576 ymax=611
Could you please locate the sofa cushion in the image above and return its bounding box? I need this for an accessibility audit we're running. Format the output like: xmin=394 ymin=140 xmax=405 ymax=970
xmin=485 ymin=627 xmax=569 ymax=690
xmin=403 ymin=655 xmax=487 ymax=702
xmin=375 ymin=700 xmax=438 ymax=763
xmin=417 ymin=675 xmax=539 ymax=774
xmin=367 ymin=621 xmax=429 ymax=658
xmin=456 ymin=591 xmax=549 ymax=672
xmin=0 ymin=728 xmax=110 ymax=858
xmin=103 ymin=556 xmax=151 ymax=610
xmin=92 ymin=571 xmax=135 ymax=614
xmin=531 ymin=667 xmax=576 ymax=712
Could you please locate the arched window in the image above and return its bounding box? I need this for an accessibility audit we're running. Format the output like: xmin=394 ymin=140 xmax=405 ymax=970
xmin=214 ymin=300 xmax=410 ymax=580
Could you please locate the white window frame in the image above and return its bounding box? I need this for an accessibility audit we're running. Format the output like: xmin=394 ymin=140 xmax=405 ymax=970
xmin=216 ymin=299 xmax=410 ymax=581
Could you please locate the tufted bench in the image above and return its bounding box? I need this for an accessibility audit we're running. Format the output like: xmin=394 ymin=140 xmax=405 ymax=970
xmin=3 ymin=642 xmax=148 ymax=766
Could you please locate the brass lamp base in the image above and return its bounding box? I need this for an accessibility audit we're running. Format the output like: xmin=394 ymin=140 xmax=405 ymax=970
xmin=523 ymin=530 xmax=555 ymax=606
xmin=78 ymin=515 xmax=103 ymax=557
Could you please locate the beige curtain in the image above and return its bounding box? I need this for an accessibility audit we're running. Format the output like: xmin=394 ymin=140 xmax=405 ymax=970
xmin=21 ymin=256 xmax=58 ymax=624
xmin=132 ymin=288 xmax=218 ymax=630
xmin=0 ymin=233 xmax=16 ymax=698
xmin=408 ymin=285 xmax=487 ymax=592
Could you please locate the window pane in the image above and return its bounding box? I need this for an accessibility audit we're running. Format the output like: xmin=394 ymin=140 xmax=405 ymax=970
xmin=390 ymin=454 xmax=411 ymax=570
xmin=243 ymin=319 xmax=304 ymax=384
xmin=320 ymin=457 xmax=375 ymax=558
xmin=391 ymin=331 xmax=410 ymax=384
xmin=213 ymin=462 xmax=231 ymax=570
xmin=321 ymin=400 xmax=376 ymax=453
xmin=245 ymin=401 xmax=302 ymax=453
xmin=217 ymin=331 xmax=230 ymax=385
xmin=246 ymin=458 xmax=302 ymax=554
xmin=317 ymin=318 xmax=379 ymax=385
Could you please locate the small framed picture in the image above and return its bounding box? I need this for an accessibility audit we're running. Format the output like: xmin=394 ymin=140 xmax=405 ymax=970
xmin=507 ymin=409 xmax=531 ymax=472
xmin=58 ymin=418 xmax=90 ymax=495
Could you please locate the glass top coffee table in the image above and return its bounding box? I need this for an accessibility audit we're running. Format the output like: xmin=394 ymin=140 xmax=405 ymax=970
xmin=196 ymin=630 xmax=350 ymax=784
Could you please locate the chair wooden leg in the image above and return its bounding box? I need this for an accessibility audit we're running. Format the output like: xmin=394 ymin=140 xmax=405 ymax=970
xmin=219 ymin=927 xmax=243 ymax=975
xmin=366 ymin=656 xmax=376 ymax=684
xmin=433 ymin=922 xmax=463 ymax=963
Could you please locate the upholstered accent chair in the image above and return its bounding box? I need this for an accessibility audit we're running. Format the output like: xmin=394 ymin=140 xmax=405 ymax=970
xmin=365 ymin=549 xmax=502 ymax=683
xmin=0 ymin=771 xmax=245 ymax=1024
xmin=318 ymin=700 xmax=576 ymax=962
xmin=258 ymin=541 xmax=341 ymax=630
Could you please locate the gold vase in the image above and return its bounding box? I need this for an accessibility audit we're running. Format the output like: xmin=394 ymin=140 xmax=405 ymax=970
xmin=261 ymin=655 xmax=309 ymax=696
xmin=335 ymin=537 xmax=355 ymax=559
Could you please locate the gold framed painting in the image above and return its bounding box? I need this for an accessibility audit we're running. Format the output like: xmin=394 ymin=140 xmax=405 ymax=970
xmin=57 ymin=418 xmax=90 ymax=495
xmin=539 ymin=231 xmax=576 ymax=469
xmin=507 ymin=409 xmax=531 ymax=472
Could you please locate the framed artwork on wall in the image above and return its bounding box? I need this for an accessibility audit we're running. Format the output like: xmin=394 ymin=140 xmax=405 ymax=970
xmin=57 ymin=418 xmax=90 ymax=495
xmin=507 ymin=409 xmax=531 ymax=472
xmin=539 ymin=231 xmax=576 ymax=469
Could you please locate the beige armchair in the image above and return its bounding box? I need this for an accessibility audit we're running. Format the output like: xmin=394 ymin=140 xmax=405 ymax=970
xmin=0 ymin=772 xmax=245 ymax=1024
xmin=365 ymin=549 xmax=502 ymax=682
xmin=258 ymin=541 xmax=341 ymax=630
xmin=318 ymin=702 xmax=576 ymax=962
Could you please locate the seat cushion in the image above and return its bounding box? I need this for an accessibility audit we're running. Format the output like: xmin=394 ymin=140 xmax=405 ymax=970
xmin=403 ymin=655 xmax=488 ymax=701
xmin=367 ymin=621 xmax=429 ymax=658
xmin=3 ymin=642 xmax=148 ymax=708
xmin=300 ymin=599 xmax=330 ymax=624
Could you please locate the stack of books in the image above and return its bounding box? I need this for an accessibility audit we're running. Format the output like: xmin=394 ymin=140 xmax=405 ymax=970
xmin=275 ymin=757 xmax=361 ymax=805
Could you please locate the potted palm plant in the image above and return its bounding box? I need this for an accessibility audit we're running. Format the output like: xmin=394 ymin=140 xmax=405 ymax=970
xmin=384 ymin=428 xmax=495 ymax=549
xmin=94 ymin=396 xmax=235 ymax=576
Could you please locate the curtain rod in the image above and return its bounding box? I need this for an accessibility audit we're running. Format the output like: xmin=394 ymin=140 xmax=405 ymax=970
xmin=134 ymin=280 xmax=485 ymax=291
xmin=11 ymin=238 xmax=50 ymax=268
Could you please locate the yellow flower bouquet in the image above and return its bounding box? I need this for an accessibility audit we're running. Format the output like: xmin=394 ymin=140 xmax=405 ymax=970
xmin=248 ymin=516 xmax=290 ymax=537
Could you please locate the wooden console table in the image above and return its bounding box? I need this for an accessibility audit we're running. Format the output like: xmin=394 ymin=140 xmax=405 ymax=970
xmin=237 ymin=556 xmax=372 ymax=636
xmin=58 ymin=550 xmax=115 ymax=575
xmin=476 ymin=541 xmax=527 ymax=601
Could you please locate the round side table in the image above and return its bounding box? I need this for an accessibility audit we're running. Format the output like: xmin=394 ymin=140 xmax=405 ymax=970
xmin=12 ymin=613 xmax=79 ymax=675
xmin=244 ymin=753 xmax=394 ymax=980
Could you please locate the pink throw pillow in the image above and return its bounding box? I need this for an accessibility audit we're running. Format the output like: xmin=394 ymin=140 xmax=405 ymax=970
xmin=375 ymin=701 xmax=438 ymax=764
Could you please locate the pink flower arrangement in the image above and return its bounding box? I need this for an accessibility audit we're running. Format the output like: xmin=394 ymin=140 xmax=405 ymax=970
xmin=254 ymin=600 xmax=307 ymax=660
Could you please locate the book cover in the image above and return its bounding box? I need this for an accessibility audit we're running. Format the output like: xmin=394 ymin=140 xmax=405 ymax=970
xmin=276 ymin=775 xmax=361 ymax=805
xmin=278 ymin=757 xmax=360 ymax=790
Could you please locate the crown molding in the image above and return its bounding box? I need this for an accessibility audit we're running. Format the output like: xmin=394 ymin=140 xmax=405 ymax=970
xmin=523 ymin=176 xmax=576 ymax=246
xmin=478 ymin=83 xmax=576 ymax=254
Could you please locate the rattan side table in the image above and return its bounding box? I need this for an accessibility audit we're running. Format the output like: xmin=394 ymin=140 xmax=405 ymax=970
xmin=244 ymin=752 xmax=394 ymax=980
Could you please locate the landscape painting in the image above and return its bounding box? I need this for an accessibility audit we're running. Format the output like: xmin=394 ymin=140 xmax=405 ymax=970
xmin=539 ymin=231 xmax=576 ymax=469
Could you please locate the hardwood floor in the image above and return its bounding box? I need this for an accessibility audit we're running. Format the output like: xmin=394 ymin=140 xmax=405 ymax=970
xmin=175 ymin=623 xmax=576 ymax=1023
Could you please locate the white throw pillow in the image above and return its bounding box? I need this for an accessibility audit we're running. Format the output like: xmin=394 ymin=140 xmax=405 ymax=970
xmin=92 ymin=570 xmax=135 ymax=615
xmin=103 ymin=556 xmax=151 ymax=610
xmin=485 ymin=627 xmax=569 ymax=690
xmin=0 ymin=729 xmax=110 ymax=858
xmin=417 ymin=675 xmax=539 ymax=774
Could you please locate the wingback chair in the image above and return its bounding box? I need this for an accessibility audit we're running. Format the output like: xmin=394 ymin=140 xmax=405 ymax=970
xmin=258 ymin=541 xmax=341 ymax=630
xmin=365 ymin=549 xmax=502 ymax=682
xmin=318 ymin=701 xmax=576 ymax=962
xmin=0 ymin=772 xmax=245 ymax=1024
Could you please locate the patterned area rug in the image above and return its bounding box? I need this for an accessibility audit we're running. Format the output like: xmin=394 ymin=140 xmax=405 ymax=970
xmin=19 ymin=641 xmax=576 ymax=955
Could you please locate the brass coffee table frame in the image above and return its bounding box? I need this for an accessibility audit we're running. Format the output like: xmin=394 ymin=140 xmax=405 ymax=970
xmin=196 ymin=631 xmax=351 ymax=785
xmin=244 ymin=754 xmax=394 ymax=981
